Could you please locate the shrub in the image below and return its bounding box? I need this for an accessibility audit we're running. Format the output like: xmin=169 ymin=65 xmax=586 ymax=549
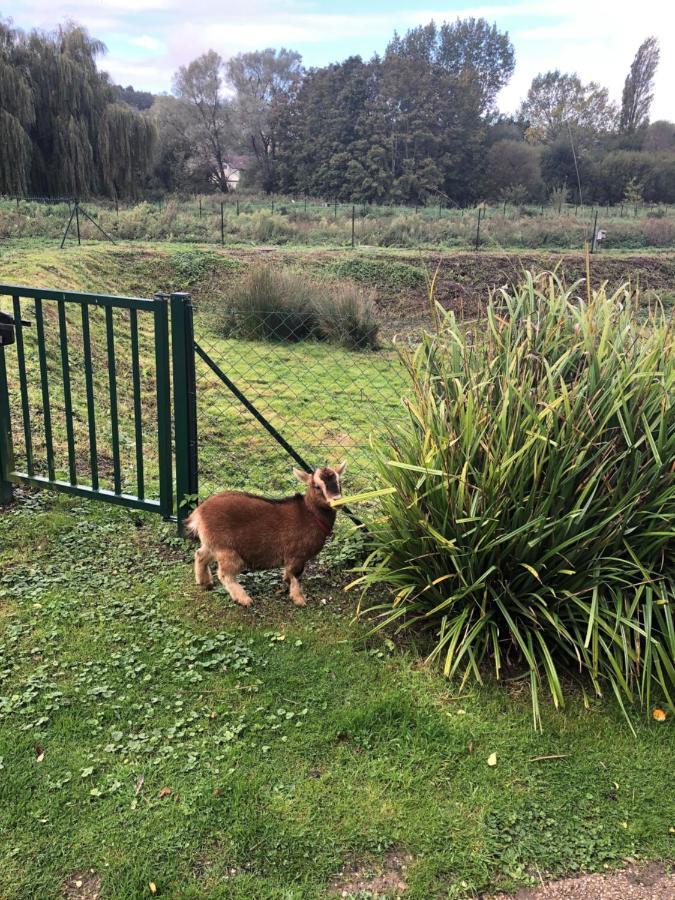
xmin=353 ymin=274 xmax=674 ymax=726
xmin=216 ymin=264 xmax=379 ymax=349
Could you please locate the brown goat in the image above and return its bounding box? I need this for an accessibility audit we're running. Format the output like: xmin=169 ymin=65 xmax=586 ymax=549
xmin=184 ymin=463 xmax=346 ymax=608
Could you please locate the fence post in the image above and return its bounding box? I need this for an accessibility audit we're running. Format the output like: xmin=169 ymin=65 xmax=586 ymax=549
xmin=153 ymin=293 xmax=173 ymax=520
xmin=475 ymin=207 xmax=482 ymax=251
xmin=220 ymin=202 xmax=224 ymax=246
xmin=0 ymin=341 xmax=14 ymax=504
xmin=590 ymin=208 xmax=599 ymax=253
xmin=170 ymin=292 xmax=198 ymax=534
xmin=236 ymin=198 xmax=240 ymax=216
xmin=351 ymin=204 xmax=355 ymax=249
xmin=75 ymin=201 xmax=81 ymax=245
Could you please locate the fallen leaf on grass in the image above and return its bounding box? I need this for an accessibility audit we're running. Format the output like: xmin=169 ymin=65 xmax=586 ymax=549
xmin=487 ymin=753 xmax=497 ymax=767
xmin=149 ymin=882 xmax=157 ymax=895
xmin=158 ymin=786 xmax=172 ymax=799
xmin=134 ymin=774 xmax=145 ymax=796
xmin=35 ymin=745 xmax=45 ymax=763
xmin=652 ymin=708 xmax=667 ymax=722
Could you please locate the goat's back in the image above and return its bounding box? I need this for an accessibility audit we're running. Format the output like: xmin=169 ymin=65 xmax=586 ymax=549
xmin=186 ymin=491 xmax=325 ymax=570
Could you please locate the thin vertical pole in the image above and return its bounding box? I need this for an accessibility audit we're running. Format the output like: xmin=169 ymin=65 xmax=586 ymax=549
xmin=199 ymin=196 xmax=202 ymax=218
xmin=236 ymin=198 xmax=240 ymax=216
xmin=34 ymin=298 xmax=55 ymax=481
xmin=80 ymin=304 xmax=98 ymax=490
xmin=0 ymin=341 xmax=13 ymax=504
xmin=129 ymin=308 xmax=144 ymax=501
xmin=170 ymin=292 xmax=198 ymax=532
xmin=304 ymin=197 xmax=307 ymax=213
xmin=12 ymin=296 xmax=33 ymax=476
xmin=351 ymin=205 xmax=355 ymax=249
xmin=334 ymin=199 xmax=337 ymax=219
xmin=475 ymin=207 xmax=482 ymax=251
xmin=220 ymin=202 xmax=224 ymax=246
xmin=105 ymin=306 xmax=121 ymax=493
xmin=57 ymin=300 xmax=77 ymax=485
xmin=75 ymin=202 xmax=81 ymax=245
xmin=154 ymin=295 xmax=173 ymax=520
xmin=590 ymin=208 xmax=599 ymax=253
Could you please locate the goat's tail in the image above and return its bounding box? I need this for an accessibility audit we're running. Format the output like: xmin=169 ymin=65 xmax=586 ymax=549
xmin=183 ymin=507 xmax=202 ymax=540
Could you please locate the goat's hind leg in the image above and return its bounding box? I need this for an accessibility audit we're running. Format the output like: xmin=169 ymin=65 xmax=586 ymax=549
xmin=194 ymin=545 xmax=214 ymax=589
xmin=216 ymin=550 xmax=253 ymax=608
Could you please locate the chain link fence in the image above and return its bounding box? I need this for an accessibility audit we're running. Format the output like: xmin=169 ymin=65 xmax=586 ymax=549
xmin=191 ymin=306 xmax=429 ymax=496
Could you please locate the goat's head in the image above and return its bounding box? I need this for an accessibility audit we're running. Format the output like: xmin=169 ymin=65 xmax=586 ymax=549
xmin=294 ymin=463 xmax=346 ymax=507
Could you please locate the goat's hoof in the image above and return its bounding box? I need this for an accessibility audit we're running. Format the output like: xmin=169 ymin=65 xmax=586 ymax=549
xmin=236 ymin=597 xmax=253 ymax=608
xmin=292 ymin=597 xmax=307 ymax=608
xmin=200 ymin=582 xmax=214 ymax=591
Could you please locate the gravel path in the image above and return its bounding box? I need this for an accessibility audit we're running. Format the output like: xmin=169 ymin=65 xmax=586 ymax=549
xmin=489 ymin=863 xmax=674 ymax=900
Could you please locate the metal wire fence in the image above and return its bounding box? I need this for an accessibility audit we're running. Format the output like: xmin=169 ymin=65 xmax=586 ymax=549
xmin=191 ymin=307 xmax=429 ymax=496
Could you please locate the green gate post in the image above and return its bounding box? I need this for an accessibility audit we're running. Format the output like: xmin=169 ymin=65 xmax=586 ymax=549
xmin=154 ymin=293 xmax=173 ymax=521
xmin=0 ymin=343 xmax=14 ymax=504
xmin=170 ymin=292 xmax=198 ymax=534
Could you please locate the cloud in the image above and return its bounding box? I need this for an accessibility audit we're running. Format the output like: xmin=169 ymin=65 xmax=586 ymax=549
xmin=130 ymin=35 xmax=163 ymax=52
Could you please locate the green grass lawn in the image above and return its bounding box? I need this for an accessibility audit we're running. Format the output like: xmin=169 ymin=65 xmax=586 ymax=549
xmin=0 ymin=491 xmax=673 ymax=899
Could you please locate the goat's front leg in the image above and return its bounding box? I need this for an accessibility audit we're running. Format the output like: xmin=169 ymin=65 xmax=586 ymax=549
xmin=284 ymin=562 xmax=307 ymax=607
xmin=216 ymin=550 xmax=253 ymax=607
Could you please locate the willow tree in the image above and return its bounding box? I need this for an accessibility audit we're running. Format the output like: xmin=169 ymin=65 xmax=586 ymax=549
xmin=0 ymin=18 xmax=156 ymax=198
xmin=0 ymin=20 xmax=33 ymax=194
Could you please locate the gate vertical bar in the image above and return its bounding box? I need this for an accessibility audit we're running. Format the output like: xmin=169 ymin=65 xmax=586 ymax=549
xmin=0 ymin=340 xmax=13 ymax=504
xmin=170 ymin=292 xmax=198 ymax=532
xmin=57 ymin=300 xmax=77 ymax=484
xmin=129 ymin=308 xmax=145 ymax=500
xmin=154 ymin=294 xmax=173 ymax=520
xmin=12 ymin=296 xmax=34 ymax=476
xmin=80 ymin=304 xmax=99 ymax=490
xmin=34 ymin=298 xmax=55 ymax=481
xmin=105 ymin=306 xmax=122 ymax=493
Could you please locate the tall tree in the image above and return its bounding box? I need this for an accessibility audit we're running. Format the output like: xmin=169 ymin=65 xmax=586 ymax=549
xmin=173 ymin=51 xmax=234 ymax=192
xmin=388 ymin=18 xmax=514 ymax=114
xmin=620 ymin=37 xmax=659 ymax=133
xmin=228 ymin=48 xmax=302 ymax=193
xmin=0 ymin=18 xmax=155 ymax=198
xmin=519 ymin=71 xmax=616 ymax=143
xmin=0 ymin=19 xmax=33 ymax=194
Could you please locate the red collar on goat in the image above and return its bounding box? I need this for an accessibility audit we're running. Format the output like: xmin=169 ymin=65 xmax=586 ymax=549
xmin=308 ymin=508 xmax=333 ymax=537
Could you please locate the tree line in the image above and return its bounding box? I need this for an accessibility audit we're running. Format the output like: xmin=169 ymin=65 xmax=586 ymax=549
xmin=1 ymin=16 xmax=673 ymax=206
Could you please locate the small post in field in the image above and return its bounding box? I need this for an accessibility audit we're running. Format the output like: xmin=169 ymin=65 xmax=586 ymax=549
xmin=220 ymin=201 xmax=224 ymax=245
xmin=475 ymin=207 xmax=482 ymax=251
xmin=304 ymin=197 xmax=307 ymax=213
xmin=334 ymin=198 xmax=337 ymax=219
xmin=351 ymin=204 xmax=355 ymax=248
xmin=236 ymin=198 xmax=240 ymax=216
xmin=438 ymin=200 xmax=442 ymax=219
xmin=199 ymin=196 xmax=202 ymax=218
xmin=75 ymin=201 xmax=81 ymax=245
xmin=590 ymin=208 xmax=599 ymax=253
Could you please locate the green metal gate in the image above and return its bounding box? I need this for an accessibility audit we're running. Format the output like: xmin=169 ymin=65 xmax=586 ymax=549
xmin=0 ymin=285 xmax=197 ymax=529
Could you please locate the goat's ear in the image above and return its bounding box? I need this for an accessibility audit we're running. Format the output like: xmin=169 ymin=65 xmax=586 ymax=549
xmin=334 ymin=461 xmax=347 ymax=476
xmin=293 ymin=467 xmax=311 ymax=484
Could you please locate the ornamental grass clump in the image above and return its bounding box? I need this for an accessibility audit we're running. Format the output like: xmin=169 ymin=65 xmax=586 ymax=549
xmin=353 ymin=273 xmax=674 ymax=727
